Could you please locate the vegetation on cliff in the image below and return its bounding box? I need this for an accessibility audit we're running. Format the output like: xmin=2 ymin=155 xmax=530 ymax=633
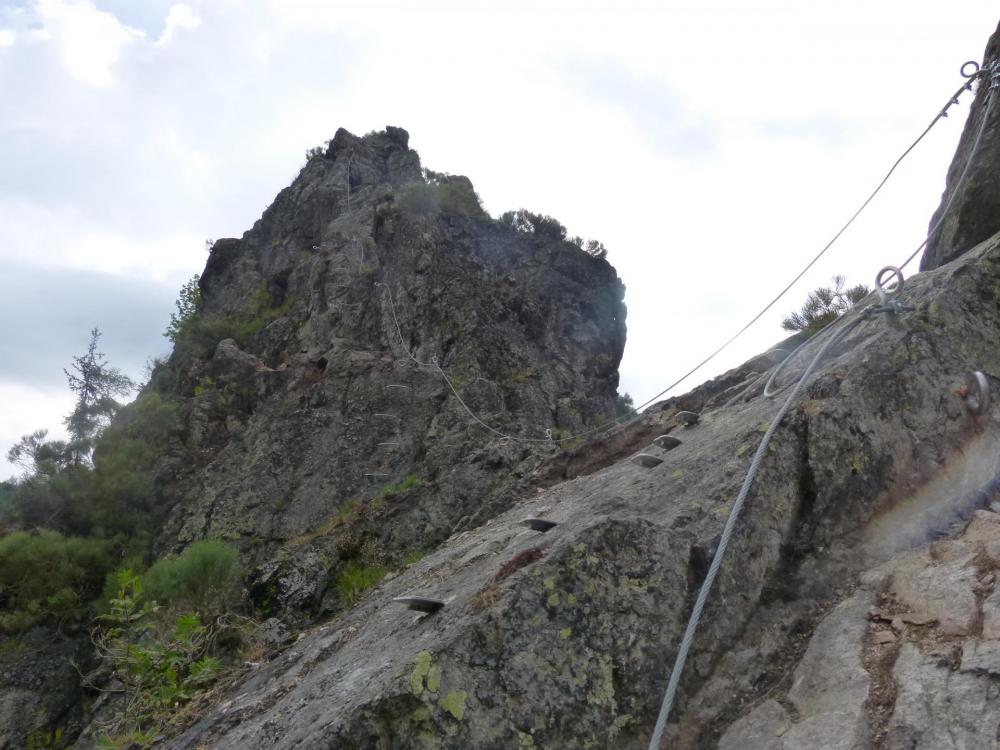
xmin=1 ymin=329 xmax=254 ymax=746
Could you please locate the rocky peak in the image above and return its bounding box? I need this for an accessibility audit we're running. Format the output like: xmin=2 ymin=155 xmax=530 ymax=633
xmin=152 ymin=127 xmax=628 ymax=623
xmin=155 ymin=21 xmax=1000 ymax=748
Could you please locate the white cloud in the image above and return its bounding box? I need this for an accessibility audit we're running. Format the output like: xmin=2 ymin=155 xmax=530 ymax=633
xmin=0 ymin=28 xmax=14 ymax=47
xmin=155 ymin=3 xmax=201 ymax=48
xmin=36 ymin=0 xmax=144 ymax=86
xmin=0 ymin=382 xmax=74 ymax=480
xmin=1 ymin=0 xmax=998 ymax=481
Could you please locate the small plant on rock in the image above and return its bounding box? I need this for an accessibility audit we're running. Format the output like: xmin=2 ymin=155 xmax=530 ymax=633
xmin=781 ymin=275 xmax=871 ymax=334
xmin=91 ymin=570 xmax=223 ymax=749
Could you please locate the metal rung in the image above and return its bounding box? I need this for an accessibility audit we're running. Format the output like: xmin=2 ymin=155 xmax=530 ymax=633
xmin=632 ymin=453 xmax=663 ymax=468
xmin=654 ymin=435 xmax=682 ymax=450
xmin=386 ymin=384 xmax=411 ymax=390
xmin=393 ymin=596 xmax=445 ymax=614
xmin=676 ymin=411 xmax=700 ymax=426
xmin=377 ymin=442 xmax=400 ymax=448
xmin=374 ymin=413 xmax=399 ymax=419
xmin=520 ymin=518 xmax=558 ymax=533
xmin=363 ymin=472 xmax=390 ymax=481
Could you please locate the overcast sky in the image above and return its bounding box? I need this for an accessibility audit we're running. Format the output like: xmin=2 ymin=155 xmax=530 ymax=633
xmin=1 ymin=0 xmax=997 ymax=479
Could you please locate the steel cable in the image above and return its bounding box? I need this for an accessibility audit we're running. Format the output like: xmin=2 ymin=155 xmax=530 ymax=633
xmin=380 ymin=62 xmax=987 ymax=448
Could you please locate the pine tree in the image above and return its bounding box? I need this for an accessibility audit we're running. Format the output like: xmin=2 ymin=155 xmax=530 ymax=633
xmin=781 ymin=276 xmax=871 ymax=334
xmin=63 ymin=328 xmax=136 ymax=464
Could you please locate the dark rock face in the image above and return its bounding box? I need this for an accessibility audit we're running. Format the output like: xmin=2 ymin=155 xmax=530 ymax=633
xmin=921 ymin=20 xmax=1000 ymax=271
xmin=154 ymin=127 xmax=627 ymax=620
xmin=153 ymin=39 xmax=1000 ymax=738
xmin=164 ymin=230 xmax=1000 ymax=749
xmin=0 ymin=631 xmax=92 ymax=748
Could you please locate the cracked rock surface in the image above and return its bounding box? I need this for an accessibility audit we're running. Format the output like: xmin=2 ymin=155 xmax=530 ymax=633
xmin=722 ymin=509 xmax=1000 ymax=750
xmin=160 ymin=220 xmax=1000 ymax=748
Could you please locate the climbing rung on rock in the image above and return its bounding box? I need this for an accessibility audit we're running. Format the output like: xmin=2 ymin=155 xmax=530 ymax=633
xmin=654 ymin=435 xmax=682 ymax=451
xmin=676 ymin=411 xmax=700 ymax=426
xmin=386 ymin=384 xmax=410 ymax=390
xmin=374 ymin=413 xmax=399 ymax=419
xmin=520 ymin=518 xmax=558 ymax=533
xmin=632 ymin=453 xmax=663 ymax=468
xmin=377 ymin=442 xmax=400 ymax=448
xmin=393 ymin=596 xmax=445 ymax=614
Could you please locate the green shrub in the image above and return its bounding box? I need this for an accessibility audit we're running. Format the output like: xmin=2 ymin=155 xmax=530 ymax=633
xmin=336 ymin=561 xmax=388 ymax=606
xmin=172 ymin=283 xmax=296 ymax=360
xmin=615 ymin=392 xmax=636 ymax=418
xmin=142 ymin=540 xmax=242 ymax=615
xmin=397 ymin=179 xmax=486 ymax=218
xmin=402 ymin=549 xmax=425 ymax=566
xmin=164 ymin=275 xmax=201 ymax=345
xmin=171 ymin=314 xmax=261 ymax=360
xmin=497 ymin=209 xmax=567 ymax=240
xmin=381 ymin=475 xmax=423 ymax=498
xmin=0 ymin=530 xmax=112 ymax=631
xmin=94 ymin=570 xmax=222 ymax=748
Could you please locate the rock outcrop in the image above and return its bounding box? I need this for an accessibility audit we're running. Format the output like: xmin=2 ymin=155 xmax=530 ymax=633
xmin=148 ymin=20 xmax=1000 ymax=748
xmin=921 ymin=19 xmax=1000 ymax=271
xmin=13 ymin=19 xmax=1000 ymax=747
xmin=161 ymin=226 xmax=1000 ymax=748
xmin=152 ymin=126 xmax=627 ymax=621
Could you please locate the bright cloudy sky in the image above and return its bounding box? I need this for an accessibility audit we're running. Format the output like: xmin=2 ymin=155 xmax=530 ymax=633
xmin=1 ymin=0 xmax=997 ymax=479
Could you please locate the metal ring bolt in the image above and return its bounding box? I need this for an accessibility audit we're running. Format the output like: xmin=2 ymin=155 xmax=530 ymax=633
xmin=965 ymin=371 xmax=990 ymax=415
xmin=961 ymin=61 xmax=982 ymax=79
xmin=875 ymin=265 xmax=904 ymax=305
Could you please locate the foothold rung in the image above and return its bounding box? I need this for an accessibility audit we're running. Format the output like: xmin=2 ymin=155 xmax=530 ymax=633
xmin=520 ymin=518 xmax=558 ymax=533
xmin=377 ymin=442 xmax=400 ymax=447
xmin=676 ymin=411 xmax=700 ymax=426
xmin=632 ymin=453 xmax=663 ymax=468
xmin=386 ymin=384 xmax=411 ymax=390
xmin=393 ymin=596 xmax=445 ymax=614
xmin=653 ymin=435 xmax=682 ymax=450
xmin=374 ymin=413 xmax=399 ymax=419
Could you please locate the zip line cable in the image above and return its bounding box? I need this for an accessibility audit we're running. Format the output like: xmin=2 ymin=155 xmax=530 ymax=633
xmin=380 ymin=61 xmax=988 ymax=449
xmin=647 ymin=58 xmax=999 ymax=750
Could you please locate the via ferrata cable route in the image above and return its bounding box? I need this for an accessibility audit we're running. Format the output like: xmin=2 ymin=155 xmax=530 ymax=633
xmin=377 ymin=60 xmax=993 ymax=454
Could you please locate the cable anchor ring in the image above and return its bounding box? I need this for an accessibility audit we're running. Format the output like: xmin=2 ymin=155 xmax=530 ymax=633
xmin=965 ymin=371 xmax=990 ymax=415
xmin=960 ymin=61 xmax=981 ymax=79
xmin=545 ymin=428 xmax=553 ymax=441
xmin=875 ymin=265 xmax=904 ymax=306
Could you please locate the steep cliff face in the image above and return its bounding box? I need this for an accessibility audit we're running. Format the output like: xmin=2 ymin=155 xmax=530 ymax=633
xmin=152 ymin=127 xmax=627 ymax=620
xmin=152 ymin=22 xmax=1000 ymax=750
xmin=161 ymin=232 xmax=1000 ymax=749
